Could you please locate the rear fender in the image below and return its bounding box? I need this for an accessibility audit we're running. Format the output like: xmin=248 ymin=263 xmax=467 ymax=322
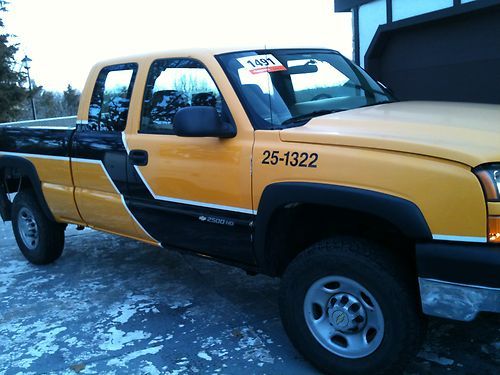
xmin=0 ymin=155 xmax=55 ymax=221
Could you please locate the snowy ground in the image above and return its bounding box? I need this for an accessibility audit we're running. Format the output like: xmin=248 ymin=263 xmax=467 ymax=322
xmin=0 ymin=222 xmax=498 ymax=375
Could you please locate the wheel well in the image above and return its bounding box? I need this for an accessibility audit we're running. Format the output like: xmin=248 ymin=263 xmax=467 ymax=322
xmin=3 ymin=168 xmax=34 ymax=190
xmin=0 ymin=166 xmax=39 ymax=221
xmin=265 ymin=203 xmax=415 ymax=276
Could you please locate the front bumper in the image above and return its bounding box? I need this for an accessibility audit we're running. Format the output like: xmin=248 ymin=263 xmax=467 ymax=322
xmin=416 ymin=241 xmax=500 ymax=321
xmin=419 ymin=278 xmax=500 ymax=321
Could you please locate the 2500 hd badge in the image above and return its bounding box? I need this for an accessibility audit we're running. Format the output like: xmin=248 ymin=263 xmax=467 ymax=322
xmin=198 ymin=215 xmax=235 ymax=226
xmin=0 ymin=47 xmax=499 ymax=375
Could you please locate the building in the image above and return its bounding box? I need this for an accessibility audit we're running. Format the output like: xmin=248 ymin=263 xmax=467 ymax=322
xmin=335 ymin=0 xmax=500 ymax=104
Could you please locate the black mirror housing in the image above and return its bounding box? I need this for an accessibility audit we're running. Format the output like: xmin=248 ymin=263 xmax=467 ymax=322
xmin=173 ymin=106 xmax=236 ymax=138
xmin=286 ymin=63 xmax=319 ymax=75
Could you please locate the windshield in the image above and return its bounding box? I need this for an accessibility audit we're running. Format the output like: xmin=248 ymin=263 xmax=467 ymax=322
xmin=217 ymin=49 xmax=395 ymax=129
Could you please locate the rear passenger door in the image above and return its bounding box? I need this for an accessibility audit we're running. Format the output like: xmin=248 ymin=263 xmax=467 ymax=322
xmin=123 ymin=58 xmax=255 ymax=264
xmin=71 ymin=63 xmax=157 ymax=243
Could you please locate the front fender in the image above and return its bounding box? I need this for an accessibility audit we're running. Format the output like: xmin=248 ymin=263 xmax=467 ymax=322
xmin=253 ymin=182 xmax=432 ymax=274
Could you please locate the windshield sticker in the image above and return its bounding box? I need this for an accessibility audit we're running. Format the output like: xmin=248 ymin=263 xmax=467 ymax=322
xmin=237 ymin=55 xmax=286 ymax=75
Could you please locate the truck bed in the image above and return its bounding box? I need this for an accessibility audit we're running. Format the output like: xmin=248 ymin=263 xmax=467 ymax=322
xmin=0 ymin=116 xmax=77 ymax=128
xmin=0 ymin=116 xmax=76 ymax=157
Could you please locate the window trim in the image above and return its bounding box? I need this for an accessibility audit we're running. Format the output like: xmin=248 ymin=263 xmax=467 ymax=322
xmin=138 ymin=57 xmax=227 ymax=135
xmin=83 ymin=62 xmax=138 ymax=133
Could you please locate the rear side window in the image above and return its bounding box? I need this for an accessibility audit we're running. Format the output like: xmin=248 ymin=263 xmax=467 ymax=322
xmin=85 ymin=63 xmax=137 ymax=132
xmin=140 ymin=58 xmax=222 ymax=134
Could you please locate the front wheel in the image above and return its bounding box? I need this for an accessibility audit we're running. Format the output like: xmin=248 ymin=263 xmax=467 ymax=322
xmin=12 ymin=190 xmax=65 ymax=265
xmin=279 ymin=237 xmax=425 ymax=375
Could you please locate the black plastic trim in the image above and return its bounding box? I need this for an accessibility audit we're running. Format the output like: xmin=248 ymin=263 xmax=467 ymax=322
xmin=127 ymin=196 xmax=256 ymax=265
xmin=254 ymin=182 xmax=432 ymax=272
xmin=0 ymin=156 xmax=56 ymax=221
xmin=472 ymin=163 xmax=500 ymax=203
xmin=334 ymin=0 xmax=492 ymax=13
xmin=353 ymin=6 xmax=360 ymax=65
xmin=128 ymin=198 xmax=253 ymax=227
xmin=386 ymin=0 xmax=392 ymax=23
xmin=164 ymin=243 xmax=260 ymax=275
xmin=0 ymin=178 xmax=11 ymax=220
xmin=417 ymin=241 xmax=500 ymax=288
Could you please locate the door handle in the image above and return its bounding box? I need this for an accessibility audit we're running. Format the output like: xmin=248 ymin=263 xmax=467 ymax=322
xmin=129 ymin=149 xmax=148 ymax=166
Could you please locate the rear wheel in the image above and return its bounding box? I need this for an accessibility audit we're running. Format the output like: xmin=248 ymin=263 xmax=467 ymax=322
xmin=12 ymin=190 xmax=65 ymax=265
xmin=280 ymin=237 xmax=424 ymax=375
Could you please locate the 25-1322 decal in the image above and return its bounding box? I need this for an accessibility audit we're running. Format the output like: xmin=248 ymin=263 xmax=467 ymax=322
xmin=262 ymin=150 xmax=318 ymax=168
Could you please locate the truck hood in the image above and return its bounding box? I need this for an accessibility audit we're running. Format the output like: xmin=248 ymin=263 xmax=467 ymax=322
xmin=279 ymin=101 xmax=500 ymax=167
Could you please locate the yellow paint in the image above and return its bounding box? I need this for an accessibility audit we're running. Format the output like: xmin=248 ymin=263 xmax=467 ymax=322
xmin=488 ymin=202 xmax=500 ymax=216
xmin=24 ymin=157 xmax=72 ymax=186
xmin=0 ymin=153 xmax=157 ymax=244
xmin=41 ymin=182 xmax=84 ymax=225
xmin=280 ymin=101 xmax=500 ymax=167
xmin=72 ymin=160 xmax=158 ymax=244
xmin=74 ymin=187 xmax=156 ymax=244
xmin=71 ymin=160 xmax=118 ymax=194
xmin=124 ymin=134 xmax=254 ymax=211
xmin=86 ymin=50 xmax=498 ymax=241
xmin=253 ymin=131 xmax=487 ymax=238
xmin=22 ymin=156 xmax=82 ymax=224
xmin=123 ymin=51 xmax=254 ymax=212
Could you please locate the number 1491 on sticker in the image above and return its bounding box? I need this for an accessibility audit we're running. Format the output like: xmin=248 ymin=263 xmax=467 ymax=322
xmin=237 ymin=54 xmax=287 ymax=75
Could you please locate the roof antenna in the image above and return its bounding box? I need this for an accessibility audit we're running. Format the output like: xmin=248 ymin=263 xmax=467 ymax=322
xmin=264 ymin=43 xmax=274 ymax=126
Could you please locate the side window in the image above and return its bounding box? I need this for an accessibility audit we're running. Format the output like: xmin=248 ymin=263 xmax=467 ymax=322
xmin=141 ymin=59 xmax=222 ymax=134
xmin=86 ymin=63 xmax=137 ymax=132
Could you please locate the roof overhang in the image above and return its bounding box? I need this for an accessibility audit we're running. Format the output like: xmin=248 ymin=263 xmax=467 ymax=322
xmin=334 ymin=0 xmax=374 ymax=12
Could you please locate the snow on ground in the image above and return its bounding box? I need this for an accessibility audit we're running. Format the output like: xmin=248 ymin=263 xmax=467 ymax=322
xmin=0 ymin=222 xmax=498 ymax=374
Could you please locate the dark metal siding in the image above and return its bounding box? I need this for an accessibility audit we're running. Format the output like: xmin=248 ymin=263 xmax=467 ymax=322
xmin=365 ymin=3 xmax=500 ymax=104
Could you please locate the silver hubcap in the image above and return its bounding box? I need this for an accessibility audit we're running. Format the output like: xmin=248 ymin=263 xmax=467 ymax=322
xmin=304 ymin=276 xmax=384 ymax=358
xmin=18 ymin=207 xmax=39 ymax=250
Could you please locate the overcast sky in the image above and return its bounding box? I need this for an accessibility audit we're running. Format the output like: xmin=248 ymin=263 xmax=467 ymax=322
xmin=3 ymin=0 xmax=352 ymax=92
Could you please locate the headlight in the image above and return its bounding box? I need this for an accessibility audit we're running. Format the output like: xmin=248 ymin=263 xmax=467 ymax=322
xmin=474 ymin=164 xmax=500 ymax=201
xmin=489 ymin=217 xmax=500 ymax=242
xmin=474 ymin=164 xmax=500 ymax=243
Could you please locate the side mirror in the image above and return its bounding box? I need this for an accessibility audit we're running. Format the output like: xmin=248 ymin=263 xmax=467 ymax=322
xmin=173 ymin=106 xmax=236 ymax=138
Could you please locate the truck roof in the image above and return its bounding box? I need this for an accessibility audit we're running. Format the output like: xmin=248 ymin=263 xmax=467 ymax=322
xmin=94 ymin=45 xmax=336 ymax=66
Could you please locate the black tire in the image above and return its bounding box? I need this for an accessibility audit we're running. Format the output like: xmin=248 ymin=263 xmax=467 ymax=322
xmin=12 ymin=189 xmax=65 ymax=265
xmin=280 ymin=237 xmax=425 ymax=375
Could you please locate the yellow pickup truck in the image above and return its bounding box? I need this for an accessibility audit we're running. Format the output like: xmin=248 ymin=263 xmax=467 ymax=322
xmin=0 ymin=48 xmax=499 ymax=374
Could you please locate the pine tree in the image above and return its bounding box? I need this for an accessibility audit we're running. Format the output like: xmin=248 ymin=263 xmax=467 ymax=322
xmin=16 ymin=83 xmax=80 ymax=120
xmin=37 ymin=90 xmax=63 ymax=119
xmin=0 ymin=1 xmax=27 ymax=122
xmin=62 ymin=84 xmax=80 ymax=116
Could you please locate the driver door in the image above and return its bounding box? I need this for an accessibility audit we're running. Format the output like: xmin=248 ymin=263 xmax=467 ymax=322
xmin=123 ymin=58 xmax=255 ymax=264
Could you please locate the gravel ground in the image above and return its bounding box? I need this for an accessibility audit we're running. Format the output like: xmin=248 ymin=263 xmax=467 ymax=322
xmin=0 ymin=222 xmax=498 ymax=374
